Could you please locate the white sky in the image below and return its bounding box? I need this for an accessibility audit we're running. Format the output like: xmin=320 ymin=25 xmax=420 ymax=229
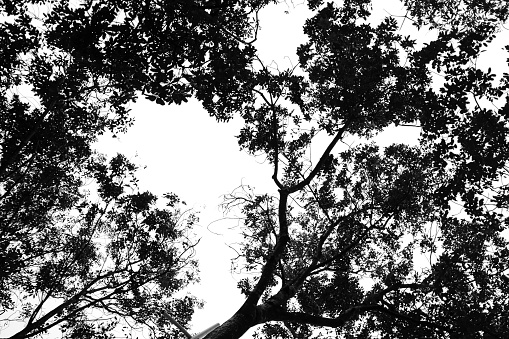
xmin=94 ymin=0 xmax=509 ymax=338
xmin=97 ymin=97 xmax=276 ymax=337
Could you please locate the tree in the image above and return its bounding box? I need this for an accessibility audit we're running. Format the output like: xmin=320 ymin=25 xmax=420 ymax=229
xmin=194 ymin=0 xmax=509 ymax=338
xmin=2 ymin=153 xmax=201 ymax=339
xmin=0 ymin=0 xmax=266 ymax=337
xmin=2 ymin=0 xmax=509 ymax=338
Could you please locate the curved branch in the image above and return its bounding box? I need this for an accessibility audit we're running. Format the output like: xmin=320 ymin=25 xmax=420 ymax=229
xmin=269 ymin=304 xmax=382 ymax=327
xmin=270 ymin=301 xmax=457 ymax=337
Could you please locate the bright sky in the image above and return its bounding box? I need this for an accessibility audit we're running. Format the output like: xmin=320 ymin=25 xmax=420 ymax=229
xmin=94 ymin=0 xmax=509 ymax=338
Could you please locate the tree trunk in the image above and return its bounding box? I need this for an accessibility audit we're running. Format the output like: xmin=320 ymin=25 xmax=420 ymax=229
xmin=203 ymin=310 xmax=257 ymax=339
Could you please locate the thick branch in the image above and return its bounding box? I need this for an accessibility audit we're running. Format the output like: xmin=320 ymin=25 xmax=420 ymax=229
xmin=269 ymin=304 xmax=382 ymax=327
xmin=242 ymin=190 xmax=289 ymax=310
xmin=269 ymin=300 xmax=455 ymax=336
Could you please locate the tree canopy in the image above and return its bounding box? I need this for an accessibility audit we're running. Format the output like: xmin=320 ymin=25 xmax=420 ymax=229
xmin=1 ymin=0 xmax=264 ymax=337
xmin=1 ymin=0 xmax=509 ymax=338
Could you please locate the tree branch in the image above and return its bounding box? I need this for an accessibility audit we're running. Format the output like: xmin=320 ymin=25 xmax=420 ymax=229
xmin=242 ymin=190 xmax=289 ymax=310
xmin=310 ymin=213 xmax=393 ymax=274
xmin=268 ymin=304 xmax=382 ymax=327
xmin=9 ymin=280 xmax=130 ymax=339
xmin=288 ymin=118 xmax=351 ymax=194
xmin=269 ymin=300 xmax=456 ymax=337
xmin=163 ymin=312 xmax=192 ymax=339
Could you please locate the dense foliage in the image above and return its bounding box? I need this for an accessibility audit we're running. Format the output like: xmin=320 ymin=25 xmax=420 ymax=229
xmin=199 ymin=0 xmax=509 ymax=338
xmin=0 ymin=0 xmax=265 ymax=338
xmin=2 ymin=0 xmax=509 ymax=338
